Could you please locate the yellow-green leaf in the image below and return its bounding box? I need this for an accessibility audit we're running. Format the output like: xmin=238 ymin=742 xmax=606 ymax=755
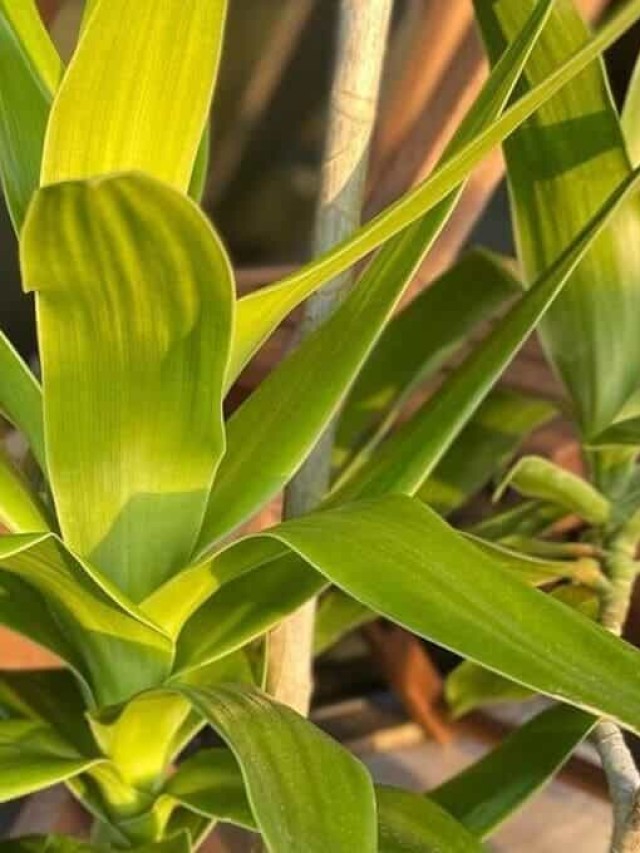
xmin=42 ymin=0 xmax=227 ymax=193
xmin=21 ymin=174 xmax=234 ymax=601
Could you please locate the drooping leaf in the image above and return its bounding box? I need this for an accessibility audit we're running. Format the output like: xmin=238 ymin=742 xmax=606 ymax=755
xmin=432 ymin=704 xmax=595 ymax=837
xmin=42 ymin=0 xmax=227 ymax=193
xmin=329 ymin=166 xmax=640 ymax=504
xmin=229 ymin=0 xmax=640 ymax=378
xmin=376 ymin=786 xmax=484 ymax=853
xmin=0 ymin=443 xmax=50 ymax=532
xmin=164 ymin=749 xmax=482 ymax=852
xmin=495 ymin=455 xmax=611 ymax=524
xmin=0 ymin=0 xmax=61 ymax=229
xmin=0 ymin=331 xmax=45 ymax=471
xmin=476 ymin=0 xmax=640 ymax=437
xmin=0 ymin=533 xmax=172 ymax=706
xmin=418 ymin=389 xmax=555 ymax=515
xmin=333 ymin=250 xmax=521 ymax=478
xmin=178 ymin=496 xmax=640 ymax=734
xmin=179 ymin=684 xmax=377 ymax=853
xmin=0 ymin=668 xmax=94 ymax=757
xmin=0 ymin=718 xmax=101 ymax=802
xmin=21 ymin=173 xmax=234 ymax=601
xmin=445 ymin=584 xmax=599 ymax=718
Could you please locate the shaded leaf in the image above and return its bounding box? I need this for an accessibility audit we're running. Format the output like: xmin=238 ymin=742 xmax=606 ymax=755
xmin=476 ymin=0 xmax=640 ymax=436
xmin=329 ymin=167 xmax=640 ymax=504
xmin=0 ymin=443 xmax=50 ymax=532
xmin=229 ymin=0 xmax=640 ymax=377
xmin=432 ymin=704 xmax=594 ymax=837
xmin=333 ymin=250 xmax=521 ymax=479
xmin=0 ymin=0 xmax=61 ymax=229
xmin=0 ymin=331 xmax=45 ymax=471
xmin=314 ymin=588 xmax=377 ymax=656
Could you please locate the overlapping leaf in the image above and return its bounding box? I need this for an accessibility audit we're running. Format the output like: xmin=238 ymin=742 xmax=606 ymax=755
xmin=179 ymin=684 xmax=377 ymax=853
xmin=0 ymin=332 xmax=45 ymax=470
xmin=21 ymin=173 xmax=234 ymax=601
xmin=0 ymin=0 xmax=61 ymax=229
xmin=476 ymin=0 xmax=640 ymax=437
xmin=0 ymin=443 xmax=49 ymax=532
xmin=229 ymin=0 xmax=640 ymax=378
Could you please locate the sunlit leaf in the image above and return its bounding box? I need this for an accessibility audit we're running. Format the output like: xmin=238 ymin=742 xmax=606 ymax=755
xmin=22 ymin=173 xmax=234 ymax=601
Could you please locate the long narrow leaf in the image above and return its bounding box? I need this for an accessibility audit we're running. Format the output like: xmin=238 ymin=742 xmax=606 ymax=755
xmin=476 ymin=0 xmax=640 ymax=437
xmin=230 ymin=0 xmax=640 ymax=378
xmin=0 ymin=332 xmax=45 ymax=471
xmin=0 ymin=443 xmax=49 ymax=532
xmin=0 ymin=0 xmax=61 ymax=229
xmin=22 ymin=174 xmax=234 ymax=601
xmin=431 ymin=704 xmax=595 ymax=837
xmin=329 ymin=166 xmax=640 ymax=504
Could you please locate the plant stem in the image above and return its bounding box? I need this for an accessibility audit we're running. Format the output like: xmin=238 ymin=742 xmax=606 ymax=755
xmin=593 ymin=531 xmax=640 ymax=852
xmin=265 ymin=0 xmax=392 ymax=716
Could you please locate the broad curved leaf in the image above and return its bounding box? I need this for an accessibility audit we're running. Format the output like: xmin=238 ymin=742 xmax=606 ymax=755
xmin=334 ymin=251 xmax=521 ymax=479
xmin=0 ymin=331 xmax=45 ymax=471
xmin=476 ymin=0 xmax=640 ymax=437
xmin=178 ymin=496 xmax=640 ymax=735
xmin=0 ymin=0 xmax=61 ymax=229
xmin=165 ymin=750 xmax=482 ymax=853
xmin=42 ymin=0 xmax=227 ymax=193
xmin=329 ymin=167 xmax=640 ymax=504
xmin=229 ymin=0 xmax=640 ymax=378
xmin=21 ymin=173 xmax=234 ymax=601
xmin=179 ymin=684 xmax=377 ymax=853
xmin=432 ymin=704 xmax=595 ymax=837
xmin=0 ymin=533 xmax=172 ymax=706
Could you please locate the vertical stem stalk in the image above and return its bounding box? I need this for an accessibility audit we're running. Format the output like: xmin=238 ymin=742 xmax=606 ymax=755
xmin=265 ymin=0 xmax=392 ymax=715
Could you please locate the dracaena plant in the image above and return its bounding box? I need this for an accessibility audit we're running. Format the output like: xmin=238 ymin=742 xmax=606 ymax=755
xmin=2 ymin=0 xmax=640 ymax=851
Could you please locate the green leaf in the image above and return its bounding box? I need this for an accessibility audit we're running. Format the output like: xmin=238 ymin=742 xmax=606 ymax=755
xmin=0 ymin=834 xmax=192 ymax=853
xmin=587 ymin=416 xmax=640 ymax=448
xmin=377 ymin=786 xmax=484 ymax=853
xmin=42 ymin=0 xmax=227 ymax=193
xmin=164 ymin=748 xmax=255 ymax=830
xmin=418 ymin=389 xmax=555 ymax=515
xmin=334 ymin=251 xmax=521 ymax=480
xmin=188 ymin=125 xmax=210 ymax=205
xmin=329 ymin=166 xmax=640 ymax=504
xmin=229 ymin=0 xmax=640 ymax=378
xmin=0 ymin=331 xmax=45 ymax=471
xmin=0 ymin=718 xmax=101 ymax=801
xmin=432 ymin=704 xmax=595 ymax=837
xmin=21 ymin=173 xmax=234 ymax=601
xmin=182 ymin=496 xmax=640 ymax=734
xmin=179 ymin=684 xmax=377 ymax=853
xmin=200 ymin=212 xmax=451 ymax=548
xmin=475 ymin=0 xmax=640 ymax=437
xmin=495 ymin=455 xmax=611 ymax=524
xmin=468 ymin=499 xmax=564 ymax=541
xmin=0 ymin=533 xmax=172 ymax=706
xmin=0 ymin=0 xmax=61 ymax=229
xmin=314 ymin=588 xmax=377 ymax=656
xmin=623 ymin=51 xmax=640 ymax=166
xmin=196 ymin=0 xmax=554 ymax=549
xmin=0 ymin=443 xmax=50 ymax=532
xmin=445 ymin=585 xmax=599 ymax=718
xmin=0 ymin=668 xmax=95 ymax=757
